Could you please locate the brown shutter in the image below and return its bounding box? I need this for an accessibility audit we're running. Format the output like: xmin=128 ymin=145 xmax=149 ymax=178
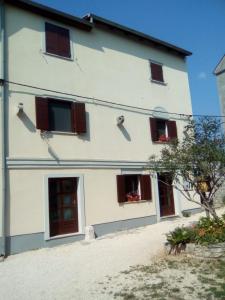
xmin=57 ymin=26 xmax=71 ymax=58
xmin=116 ymin=175 xmax=126 ymax=203
xmin=45 ymin=23 xmax=71 ymax=58
xmin=45 ymin=23 xmax=58 ymax=55
xmin=150 ymin=118 xmax=158 ymax=142
xmin=72 ymin=102 xmax=87 ymax=134
xmin=35 ymin=97 xmax=49 ymax=131
xmin=167 ymin=121 xmax=178 ymax=140
xmin=140 ymin=175 xmax=152 ymax=200
xmin=151 ymin=62 xmax=164 ymax=82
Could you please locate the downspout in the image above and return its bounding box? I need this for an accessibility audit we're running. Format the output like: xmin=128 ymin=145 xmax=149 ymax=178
xmin=0 ymin=0 xmax=6 ymax=257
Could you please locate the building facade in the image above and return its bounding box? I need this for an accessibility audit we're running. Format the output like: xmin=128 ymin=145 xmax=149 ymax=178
xmin=0 ymin=0 xmax=199 ymax=255
xmin=214 ymin=55 xmax=225 ymax=206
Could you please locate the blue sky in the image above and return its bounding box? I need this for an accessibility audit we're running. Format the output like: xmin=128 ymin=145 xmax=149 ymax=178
xmin=36 ymin=0 xmax=225 ymax=116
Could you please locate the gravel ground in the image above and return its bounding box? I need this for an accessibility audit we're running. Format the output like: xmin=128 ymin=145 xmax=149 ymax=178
xmin=0 ymin=209 xmax=224 ymax=300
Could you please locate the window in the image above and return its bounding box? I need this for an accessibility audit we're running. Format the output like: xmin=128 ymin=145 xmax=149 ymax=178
xmin=117 ymin=174 xmax=152 ymax=203
xmin=35 ymin=97 xmax=86 ymax=134
xmin=45 ymin=22 xmax=71 ymax=58
xmin=49 ymin=100 xmax=72 ymax=132
xmin=150 ymin=62 xmax=164 ymax=83
xmin=150 ymin=118 xmax=177 ymax=142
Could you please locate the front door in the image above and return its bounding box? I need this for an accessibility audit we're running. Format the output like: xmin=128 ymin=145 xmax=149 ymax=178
xmin=48 ymin=177 xmax=78 ymax=237
xmin=158 ymin=173 xmax=175 ymax=217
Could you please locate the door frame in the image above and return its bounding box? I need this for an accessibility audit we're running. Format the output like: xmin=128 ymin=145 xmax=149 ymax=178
xmin=44 ymin=173 xmax=85 ymax=240
xmin=155 ymin=172 xmax=181 ymax=220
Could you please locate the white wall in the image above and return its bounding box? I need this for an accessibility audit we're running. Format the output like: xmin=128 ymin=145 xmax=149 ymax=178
xmin=5 ymin=5 xmax=192 ymax=161
xmin=216 ymin=72 xmax=225 ymax=132
xmin=8 ymin=168 xmax=156 ymax=236
xmin=4 ymin=5 xmax=198 ymax=237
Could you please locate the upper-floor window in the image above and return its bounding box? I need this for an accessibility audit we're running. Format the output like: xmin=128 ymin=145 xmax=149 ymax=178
xmin=35 ymin=97 xmax=86 ymax=134
xmin=45 ymin=22 xmax=71 ymax=59
xmin=150 ymin=118 xmax=177 ymax=142
xmin=150 ymin=61 xmax=164 ymax=83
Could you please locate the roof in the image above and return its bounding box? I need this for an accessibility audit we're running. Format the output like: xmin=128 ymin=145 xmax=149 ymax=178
xmin=84 ymin=14 xmax=192 ymax=57
xmin=5 ymin=0 xmax=93 ymax=31
xmin=214 ymin=55 xmax=225 ymax=76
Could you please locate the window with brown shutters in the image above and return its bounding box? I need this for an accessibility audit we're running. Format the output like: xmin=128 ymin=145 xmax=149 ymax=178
xmin=117 ymin=174 xmax=152 ymax=203
xmin=149 ymin=118 xmax=177 ymax=142
xmin=45 ymin=22 xmax=71 ymax=58
xmin=35 ymin=97 xmax=86 ymax=134
xmin=150 ymin=62 xmax=164 ymax=83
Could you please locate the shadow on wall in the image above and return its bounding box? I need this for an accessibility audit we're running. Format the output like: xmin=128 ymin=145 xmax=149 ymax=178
xmin=7 ymin=9 xmax=187 ymax=75
xmin=118 ymin=124 xmax=131 ymax=141
xmin=73 ymin=23 xmax=187 ymax=73
xmin=18 ymin=111 xmax=36 ymax=132
xmin=78 ymin=111 xmax=91 ymax=142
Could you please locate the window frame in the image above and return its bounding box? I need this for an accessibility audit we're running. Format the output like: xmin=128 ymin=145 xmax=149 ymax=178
xmin=43 ymin=21 xmax=74 ymax=61
xmin=117 ymin=174 xmax=152 ymax=203
xmin=35 ymin=97 xmax=87 ymax=135
xmin=124 ymin=174 xmax=141 ymax=202
xmin=150 ymin=118 xmax=178 ymax=143
xmin=48 ymin=98 xmax=74 ymax=133
xmin=149 ymin=60 xmax=166 ymax=85
xmin=44 ymin=173 xmax=85 ymax=241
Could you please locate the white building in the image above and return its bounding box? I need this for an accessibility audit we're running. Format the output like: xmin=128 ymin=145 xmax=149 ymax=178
xmin=214 ymin=54 xmax=225 ymax=131
xmin=0 ymin=0 xmax=199 ymax=255
xmin=214 ymin=55 xmax=225 ymax=206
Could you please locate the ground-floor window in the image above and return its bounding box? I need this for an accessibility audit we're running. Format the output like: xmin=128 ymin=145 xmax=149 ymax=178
xmin=117 ymin=174 xmax=152 ymax=203
xmin=48 ymin=177 xmax=78 ymax=237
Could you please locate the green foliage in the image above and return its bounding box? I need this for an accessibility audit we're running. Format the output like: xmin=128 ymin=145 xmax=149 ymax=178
xmin=167 ymin=215 xmax=225 ymax=249
xmin=166 ymin=226 xmax=195 ymax=246
xmin=194 ymin=216 xmax=225 ymax=245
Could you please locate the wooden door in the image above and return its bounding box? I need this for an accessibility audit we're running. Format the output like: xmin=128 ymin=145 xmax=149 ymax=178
xmin=48 ymin=177 xmax=78 ymax=237
xmin=158 ymin=173 xmax=175 ymax=217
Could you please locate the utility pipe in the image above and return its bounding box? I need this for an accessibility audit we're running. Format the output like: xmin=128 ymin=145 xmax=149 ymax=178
xmin=0 ymin=0 xmax=6 ymax=257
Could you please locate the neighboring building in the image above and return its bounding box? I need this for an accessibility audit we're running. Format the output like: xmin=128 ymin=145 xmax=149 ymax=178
xmin=214 ymin=55 xmax=225 ymax=206
xmin=0 ymin=0 xmax=198 ymax=255
xmin=214 ymin=55 xmax=225 ymax=132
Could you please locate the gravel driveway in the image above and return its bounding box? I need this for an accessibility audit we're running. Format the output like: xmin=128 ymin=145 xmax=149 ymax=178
xmin=0 ymin=209 xmax=223 ymax=300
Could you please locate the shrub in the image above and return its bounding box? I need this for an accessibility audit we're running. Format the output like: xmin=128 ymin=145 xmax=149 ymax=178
xmin=194 ymin=216 xmax=225 ymax=245
xmin=166 ymin=215 xmax=225 ymax=253
xmin=166 ymin=226 xmax=195 ymax=254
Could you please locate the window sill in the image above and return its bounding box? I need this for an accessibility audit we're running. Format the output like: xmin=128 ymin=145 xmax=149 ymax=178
xmin=153 ymin=140 xmax=171 ymax=144
xmin=121 ymin=200 xmax=152 ymax=205
xmin=41 ymin=130 xmax=78 ymax=136
xmin=151 ymin=79 xmax=167 ymax=86
xmin=45 ymin=231 xmax=84 ymax=241
xmin=43 ymin=51 xmax=74 ymax=62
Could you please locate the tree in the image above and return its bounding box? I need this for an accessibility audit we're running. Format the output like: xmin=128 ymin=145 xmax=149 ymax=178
xmin=149 ymin=117 xmax=225 ymax=219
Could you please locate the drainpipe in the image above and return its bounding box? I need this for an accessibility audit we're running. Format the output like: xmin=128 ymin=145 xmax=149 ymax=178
xmin=0 ymin=0 xmax=6 ymax=257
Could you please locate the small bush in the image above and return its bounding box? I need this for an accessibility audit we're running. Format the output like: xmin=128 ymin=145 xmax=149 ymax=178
xmin=166 ymin=215 xmax=225 ymax=252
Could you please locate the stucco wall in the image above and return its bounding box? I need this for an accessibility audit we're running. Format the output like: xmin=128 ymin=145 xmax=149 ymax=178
xmin=7 ymin=168 xmax=157 ymax=236
xmin=5 ymin=5 xmax=192 ymax=161
xmin=2 ymin=5 xmax=199 ymax=240
xmin=216 ymin=72 xmax=225 ymax=132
